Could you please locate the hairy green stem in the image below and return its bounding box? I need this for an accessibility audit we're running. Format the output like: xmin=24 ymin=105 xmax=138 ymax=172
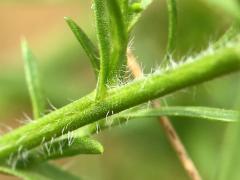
xmin=94 ymin=0 xmax=111 ymax=99
xmin=0 ymin=46 xmax=240 ymax=159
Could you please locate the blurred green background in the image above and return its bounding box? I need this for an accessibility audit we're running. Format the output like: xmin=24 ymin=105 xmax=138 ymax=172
xmin=0 ymin=0 xmax=239 ymax=179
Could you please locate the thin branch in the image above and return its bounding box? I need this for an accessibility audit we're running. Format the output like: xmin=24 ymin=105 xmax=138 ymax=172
xmin=127 ymin=49 xmax=202 ymax=180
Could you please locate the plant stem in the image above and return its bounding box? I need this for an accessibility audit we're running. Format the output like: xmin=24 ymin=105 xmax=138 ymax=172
xmin=0 ymin=46 xmax=240 ymax=160
xmin=127 ymin=49 xmax=202 ymax=180
xmin=94 ymin=0 xmax=111 ymax=99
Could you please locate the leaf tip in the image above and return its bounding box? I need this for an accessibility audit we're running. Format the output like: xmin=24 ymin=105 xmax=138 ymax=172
xmin=21 ymin=38 xmax=32 ymax=66
xmin=97 ymin=143 xmax=104 ymax=154
xmin=21 ymin=37 xmax=28 ymax=55
xmin=64 ymin=16 xmax=71 ymax=22
xmin=88 ymin=138 xmax=104 ymax=154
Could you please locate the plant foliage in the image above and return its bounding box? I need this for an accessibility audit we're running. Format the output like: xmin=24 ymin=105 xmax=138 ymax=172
xmin=0 ymin=0 xmax=240 ymax=179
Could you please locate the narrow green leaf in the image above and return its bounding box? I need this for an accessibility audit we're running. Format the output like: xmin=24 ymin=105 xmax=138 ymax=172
xmin=0 ymin=137 xmax=101 ymax=179
xmin=202 ymin=0 xmax=240 ymax=20
xmin=64 ymin=17 xmax=100 ymax=77
xmin=0 ymin=163 xmax=80 ymax=180
xmin=21 ymin=39 xmax=45 ymax=119
xmin=125 ymin=106 xmax=239 ymax=122
xmin=214 ymin=23 xmax=240 ymax=49
xmin=69 ymin=106 xmax=239 ymax=139
xmin=214 ymin=112 xmax=240 ymax=180
xmin=107 ymin=0 xmax=128 ymax=82
xmin=119 ymin=0 xmax=129 ymax=25
xmin=15 ymin=137 xmax=103 ymax=167
xmin=165 ymin=0 xmax=178 ymax=60
xmin=93 ymin=0 xmax=111 ymax=99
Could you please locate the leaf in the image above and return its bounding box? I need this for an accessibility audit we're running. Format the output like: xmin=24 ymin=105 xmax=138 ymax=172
xmin=65 ymin=17 xmax=100 ymax=77
xmin=125 ymin=106 xmax=239 ymax=122
xmin=93 ymin=0 xmax=153 ymax=97
xmin=214 ymin=23 xmax=240 ymax=49
xmin=106 ymin=0 xmax=128 ymax=82
xmin=107 ymin=0 xmax=126 ymax=43
xmin=0 ymin=163 xmax=80 ymax=180
xmin=11 ymin=38 xmax=81 ymax=180
xmin=93 ymin=0 xmax=111 ymax=99
xmin=16 ymin=137 xmax=103 ymax=167
xmin=21 ymin=39 xmax=45 ymax=119
xmin=119 ymin=0 xmax=129 ymax=25
xmin=202 ymin=0 xmax=240 ymax=20
xmin=0 ymin=137 xmax=102 ymax=179
xmin=69 ymin=106 xmax=239 ymax=140
xmin=214 ymin=112 xmax=240 ymax=180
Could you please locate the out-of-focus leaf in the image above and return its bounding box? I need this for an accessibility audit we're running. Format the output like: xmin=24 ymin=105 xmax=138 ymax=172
xmin=128 ymin=0 xmax=154 ymax=31
xmin=214 ymin=23 xmax=240 ymax=49
xmin=125 ymin=106 xmax=239 ymax=122
xmin=214 ymin=111 xmax=240 ymax=180
xmin=0 ymin=163 xmax=80 ymax=180
xmin=203 ymin=0 xmax=240 ymax=20
xmin=65 ymin=17 xmax=100 ymax=77
xmin=21 ymin=39 xmax=45 ymax=119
